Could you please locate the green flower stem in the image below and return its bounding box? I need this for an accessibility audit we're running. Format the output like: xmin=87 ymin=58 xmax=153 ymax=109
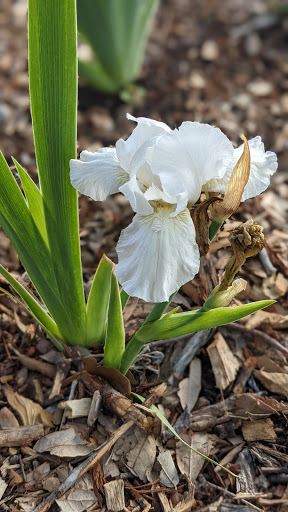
xmin=119 ymin=220 xmax=226 ymax=374
xmin=119 ymin=332 xmax=144 ymax=375
xmin=119 ymin=291 xmax=177 ymax=374
xmin=209 ymin=219 xmax=223 ymax=241
xmin=143 ymin=291 xmax=177 ymax=325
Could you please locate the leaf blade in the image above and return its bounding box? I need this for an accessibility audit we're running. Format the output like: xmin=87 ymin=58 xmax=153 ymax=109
xmin=28 ymin=0 xmax=86 ymax=342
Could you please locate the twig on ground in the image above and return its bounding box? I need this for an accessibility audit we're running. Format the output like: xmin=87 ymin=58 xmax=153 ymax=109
xmin=205 ymin=480 xmax=264 ymax=512
xmin=227 ymin=323 xmax=288 ymax=357
xmin=31 ymin=420 xmax=134 ymax=512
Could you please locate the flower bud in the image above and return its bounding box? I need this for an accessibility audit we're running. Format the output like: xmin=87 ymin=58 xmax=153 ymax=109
xmin=202 ymin=278 xmax=247 ymax=311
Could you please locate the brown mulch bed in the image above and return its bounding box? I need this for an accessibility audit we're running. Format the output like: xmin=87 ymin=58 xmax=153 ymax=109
xmin=1 ymin=0 xmax=288 ymax=510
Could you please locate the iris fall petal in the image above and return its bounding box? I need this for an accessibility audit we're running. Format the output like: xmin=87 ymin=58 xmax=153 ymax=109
xmin=115 ymin=207 xmax=200 ymax=303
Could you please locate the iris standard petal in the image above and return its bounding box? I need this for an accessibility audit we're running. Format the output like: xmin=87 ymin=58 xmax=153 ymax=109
xmin=203 ymin=136 xmax=278 ymax=201
xmin=115 ymin=113 xmax=171 ymax=173
xmin=235 ymin=136 xmax=278 ymax=201
xmin=70 ymin=147 xmax=128 ymax=201
xmin=115 ymin=207 xmax=200 ymax=303
xmin=151 ymin=121 xmax=234 ymax=206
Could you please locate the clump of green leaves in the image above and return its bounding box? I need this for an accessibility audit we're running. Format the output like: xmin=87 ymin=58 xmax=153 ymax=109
xmin=0 ymin=0 xmax=273 ymax=373
xmin=77 ymin=0 xmax=159 ymax=95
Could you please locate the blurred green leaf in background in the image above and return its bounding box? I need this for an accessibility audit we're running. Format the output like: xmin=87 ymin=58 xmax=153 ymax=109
xmin=77 ymin=0 xmax=160 ymax=94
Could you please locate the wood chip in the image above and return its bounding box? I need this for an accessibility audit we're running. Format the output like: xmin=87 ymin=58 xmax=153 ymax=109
xmin=87 ymin=390 xmax=101 ymax=426
xmin=207 ymin=332 xmax=241 ymax=390
xmin=242 ymin=418 xmax=277 ymax=442
xmin=58 ymin=398 xmax=92 ymax=419
xmin=0 ymin=424 xmax=44 ymax=447
xmin=254 ymin=369 xmax=288 ymax=395
xmin=0 ymin=476 xmax=8 ymax=499
xmin=104 ymin=479 xmax=125 ymax=512
xmin=256 ymin=355 xmax=284 ymax=374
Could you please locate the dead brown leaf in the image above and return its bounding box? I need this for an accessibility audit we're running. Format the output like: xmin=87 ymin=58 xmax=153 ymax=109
xmin=178 ymin=357 xmax=201 ymax=411
xmin=33 ymin=428 xmax=94 ymax=458
xmin=126 ymin=427 xmax=156 ymax=482
xmin=5 ymin=389 xmax=54 ymax=428
xmin=157 ymin=449 xmax=179 ymax=488
xmin=207 ymin=332 xmax=241 ymax=390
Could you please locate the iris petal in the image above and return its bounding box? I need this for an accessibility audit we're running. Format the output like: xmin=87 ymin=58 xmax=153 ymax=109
xmin=152 ymin=122 xmax=234 ymax=206
xmin=70 ymin=147 xmax=128 ymax=201
xmin=115 ymin=207 xmax=200 ymax=302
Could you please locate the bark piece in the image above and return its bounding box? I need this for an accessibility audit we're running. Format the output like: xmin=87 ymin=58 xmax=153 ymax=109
xmin=104 ymin=479 xmax=125 ymax=512
xmin=256 ymin=355 xmax=284 ymax=374
xmin=242 ymin=419 xmax=277 ymax=442
xmin=254 ymin=369 xmax=288 ymax=395
xmin=207 ymin=332 xmax=240 ymax=390
xmin=9 ymin=468 xmax=23 ymax=486
xmin=178 ymin=357 xmax=201 ymax=411
xmin=174 ymin=330 xmax=210 ymax=379
xmin=236 ymin=393 xmax=288 ymax=416
xmin=236 ymin=448 xmax=256 ymax=494
xmin=87 ymin=390 xmax=101 ymax=426
xmin=0 ymin=476 xmax=8 ymax=499
xmin=0 ymin=424 xmax=44 ymax=447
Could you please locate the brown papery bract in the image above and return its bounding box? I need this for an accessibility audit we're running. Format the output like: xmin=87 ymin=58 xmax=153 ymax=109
xmin=211 ymin=134 xmax=250 ymax=222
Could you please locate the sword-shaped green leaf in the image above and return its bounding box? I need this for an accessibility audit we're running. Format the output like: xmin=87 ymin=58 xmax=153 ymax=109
xmin=28 ymin=0 xmax=86 ymax=343
xmin=12 ymin=158 xmax=48 ymax=245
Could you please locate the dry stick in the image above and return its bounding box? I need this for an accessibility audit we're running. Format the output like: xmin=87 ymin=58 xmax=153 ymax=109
xmin=206 ymin=481 xmax=263 ymax=512
xmin=31 ymin=420 xmax=134 ymax=512
xmin=227 ymin=323 xmax=288 ymax=358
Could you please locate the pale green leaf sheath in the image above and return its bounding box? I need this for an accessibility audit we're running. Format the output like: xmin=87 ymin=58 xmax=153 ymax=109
xmin=28 ymin=0 xmax=86 ymax=343
xmin=103 ymin=272 xmax=125 ymax=369
xmin=86 ymin=255 xmax=114 ymax=345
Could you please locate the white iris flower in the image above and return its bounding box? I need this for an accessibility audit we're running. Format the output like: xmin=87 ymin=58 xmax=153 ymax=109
xmin=70 ymin=114 xmax=277 ymax=303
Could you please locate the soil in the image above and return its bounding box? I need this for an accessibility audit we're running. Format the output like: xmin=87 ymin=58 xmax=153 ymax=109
xmin=1 ymin=0 xmax=288 ymax=511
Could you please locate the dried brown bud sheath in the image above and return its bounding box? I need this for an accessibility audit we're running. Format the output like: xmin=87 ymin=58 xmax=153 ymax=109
xmin=211 ymin=135 xmax=251 ymax=222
